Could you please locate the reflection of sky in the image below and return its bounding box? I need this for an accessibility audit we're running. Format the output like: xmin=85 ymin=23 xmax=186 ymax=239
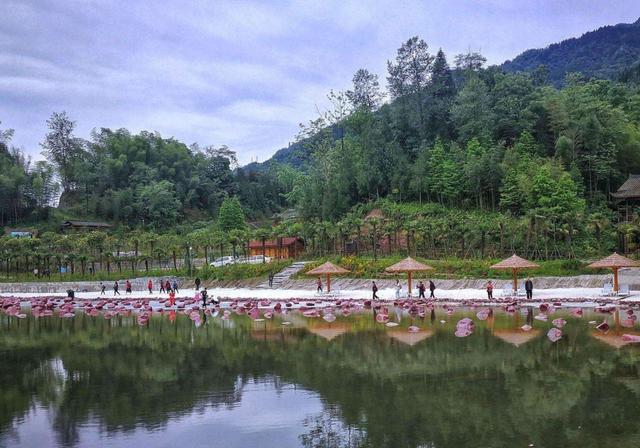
xmin=4 ymin=378 xmax=324 ymax=448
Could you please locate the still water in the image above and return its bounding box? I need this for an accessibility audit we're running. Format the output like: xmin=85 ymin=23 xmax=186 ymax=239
xmin=1 ymin=306 xmax=639 ymax=448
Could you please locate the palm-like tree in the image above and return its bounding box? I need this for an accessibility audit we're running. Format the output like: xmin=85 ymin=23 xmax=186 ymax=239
xmin=254 ymin=227 xmax=271 ymax=263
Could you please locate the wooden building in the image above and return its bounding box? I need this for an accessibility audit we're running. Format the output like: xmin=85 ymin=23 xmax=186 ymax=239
xmin=612 ymin=174 xmax=640 ymax=222
xmin=61 ymin=220 xmax=113 ymax=232
xmin=248 ymin=237 xmax=305 ymax=259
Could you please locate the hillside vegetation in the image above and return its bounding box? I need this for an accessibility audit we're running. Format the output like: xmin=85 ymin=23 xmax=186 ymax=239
xmin=502 ymin=17 xmax=640 ymax=86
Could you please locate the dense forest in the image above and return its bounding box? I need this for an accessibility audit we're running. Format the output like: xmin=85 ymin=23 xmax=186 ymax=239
xmin=502 ymin=17 xmax=640 ymax=85
xmin=3 ymin=25 xmax=640 ymax=267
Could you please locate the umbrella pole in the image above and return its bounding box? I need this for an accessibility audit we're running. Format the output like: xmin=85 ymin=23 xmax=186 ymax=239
xmin=408 ymin=271 xmax=412 ymax=296
xmin=327 ymin=274 xmax=331 ymax=293
xmin=613 ymin=267 xmax=619 ymax=293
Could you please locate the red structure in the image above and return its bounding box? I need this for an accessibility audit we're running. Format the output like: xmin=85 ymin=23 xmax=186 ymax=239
xmin=248 ymin=237 xmax=305 ymax=259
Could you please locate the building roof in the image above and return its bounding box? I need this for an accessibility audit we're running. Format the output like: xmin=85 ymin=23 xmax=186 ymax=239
xmin=612 ymin=174 xmax=640 ymax=199
xmin=62 ymin=220 xmax=112 ymax=228
xmin=365 ymin=208 xmax=385 ymax=220
xmin=248 ymin=237 xmax=303 ymax=248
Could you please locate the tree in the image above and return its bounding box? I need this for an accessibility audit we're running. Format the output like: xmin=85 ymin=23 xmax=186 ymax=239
xmin=218 ymin=196 xmax=246 ymax=232
xmin=451 ymin=76 xmax=494 ymax=142
xmin=41 ymin=111 xmax=85 ymax=192
xmin=347 ymin=68 xmax=384 ymax=111
xmin=454 ymin=51 xmax=487 ymax=72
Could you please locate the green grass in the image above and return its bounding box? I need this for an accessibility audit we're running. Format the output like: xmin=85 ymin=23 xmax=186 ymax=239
xmin=298 ymin=256 xmax=607 ymax=279
xmin=0 ymin=260 xmax=292 ymax=283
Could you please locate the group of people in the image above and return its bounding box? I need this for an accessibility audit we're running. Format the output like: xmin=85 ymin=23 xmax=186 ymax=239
xmin=100 ymin=278 xmax=182 ymax=296
xmin=390 ymin=280 xmax=436 ymax=299
xmin=484 ymin=278 xmax=534 ymax=300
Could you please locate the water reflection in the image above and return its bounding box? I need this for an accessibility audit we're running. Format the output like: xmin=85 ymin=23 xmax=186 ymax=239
xmin=1 ymin=307 xmax=639 ymax=447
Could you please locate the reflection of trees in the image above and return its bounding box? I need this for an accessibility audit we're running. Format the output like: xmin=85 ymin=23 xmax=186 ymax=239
xmin=300 ymin=406 xmax=365 ymax=448
xmin=0 ymin=310 xmax=639 ymax=447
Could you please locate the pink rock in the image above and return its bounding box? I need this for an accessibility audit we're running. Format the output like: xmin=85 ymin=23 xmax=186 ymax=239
xmin=552 ymin=318 xmax=567 ymax=328
xmin=323 ymin=313 xmax=336 ymax=323
xmin=621 ymin=334 xmax=640 ymax=343
xmin=547 ymin=328 xmax=562 ymax=342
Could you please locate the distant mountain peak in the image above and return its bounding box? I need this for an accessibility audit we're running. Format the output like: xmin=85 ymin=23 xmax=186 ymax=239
xmin=502 ymin=17 xmax=640 ymax=86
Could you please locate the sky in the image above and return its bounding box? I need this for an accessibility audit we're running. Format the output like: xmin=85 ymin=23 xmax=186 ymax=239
xmin=2 ymin=0 xmax=640 ymax=165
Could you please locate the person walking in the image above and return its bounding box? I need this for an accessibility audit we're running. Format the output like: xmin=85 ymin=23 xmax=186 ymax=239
xmin=268 ymin=272 xmax=274 ymax=288
xmin=525 ymin=278 xmax=533 ymax=300
xmin=195 ymin=277 xmax=201 ymax=291
xmin=172 ymin=279 xmax=179 ymax=293
xmin=100 ymin=282 xmax=106 ymax=295
xmin=147 ymin=279 xmax=153 ymax=294
xmin=159 ymin=278 xmax=166 ymax=294
xmin=165 ymin=279 xmax=172 ymax=294
xmin=372 ymin=281 xmax=379 ymax=300
xmin=316 ymin=278 xmax=323 ymax=293
xmin=429 ymin=280 xmax=436 ymax=298
xmin=418 ymin=281 xmax=426 ymax=299
xmin=201 ymin=287 xmax=208 ymax=307
xmin=169 ymin=290 xmax=176 ymax=307
xmin=113 ymin=281 xmax=120 ymax=296
xmin=485 ymin=280 xmax=494 ymax=300
xmin=125 ymin=280 xmax=132 ymax=294
xmin=395 ymin=280 xmax=402 ymax=299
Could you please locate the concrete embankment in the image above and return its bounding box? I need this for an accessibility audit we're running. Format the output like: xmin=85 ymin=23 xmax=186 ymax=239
xmin=3 ymin=273 xmax=639 ymax=294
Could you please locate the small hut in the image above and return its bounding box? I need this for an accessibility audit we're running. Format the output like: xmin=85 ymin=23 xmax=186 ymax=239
xmin=587 ymin=253 xmax=638 ymax=293
xmin=490 ymin=254 xmax=539 ymax=291
xmin=306 ymin=261 xmax=350 ymax=293
xmin=385 ymin=257 xmax=434 ymax=294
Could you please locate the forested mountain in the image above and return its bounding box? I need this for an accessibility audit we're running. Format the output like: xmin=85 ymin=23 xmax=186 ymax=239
xmin=502 ymin=17 xmax=640 ymax=86
xmin=3 ymin=21 xmax=640 ymax=247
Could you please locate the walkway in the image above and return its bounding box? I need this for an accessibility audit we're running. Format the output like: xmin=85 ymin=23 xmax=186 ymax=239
xmin=258 ymin=261 xmax=308 ymax=288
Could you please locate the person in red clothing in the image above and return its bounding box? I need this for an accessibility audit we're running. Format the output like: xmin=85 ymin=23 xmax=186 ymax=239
xmin=165 ymin=279 xmax=172 ymax=293
xmin=125 ymin=280 xmax=132 ymax=294
xmin=169 ymin=290 xmax=176 ymax=307
xmin=147 ymin=279 xmax=153 ymax=294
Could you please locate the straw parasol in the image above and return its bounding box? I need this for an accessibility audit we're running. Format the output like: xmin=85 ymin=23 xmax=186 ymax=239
xmin=306 ymin=261 xmax=350 ymax=292
xmin=307 ymin=325 xmax=349 ymax=341
xmin=591 ymin=331 xmax=640 ymax=349
xmin=587 ymin=252 xmax=638 ymax=293
xmin=388 ymin=329 xmax=433 ymax=346
xmin=385 ymin=257 xmax=434 ymax=294
xmin=490 ymin=254 xmax=539 ymax=291
xmin=493 ymin=329 xmax=540 ymax=347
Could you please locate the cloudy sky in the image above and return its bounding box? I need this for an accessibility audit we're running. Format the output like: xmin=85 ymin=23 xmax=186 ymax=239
xmin=2 ymin=0 xmax=640 ymax=165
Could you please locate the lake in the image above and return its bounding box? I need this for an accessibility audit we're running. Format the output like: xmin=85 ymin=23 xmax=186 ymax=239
xmin=1 ymin=305 xmax=639 ymax=447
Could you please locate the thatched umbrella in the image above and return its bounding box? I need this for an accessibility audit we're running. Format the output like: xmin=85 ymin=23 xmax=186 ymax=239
xmin=493 ymin=329 xmax=540 ymax=347
xmin=307 ymin=325 xmax=349 ymax=341
xmin=306 ymin=261 xmax=350 ymax=293
xmin=385 ymin=257 xmax=433 ymax=295
xmin=587 ymin=252 xmax=638 ymax=293
xmin=388 ymin=329 xmax=433 ymax=346
xmin=490 ymin=254 xmax=539 ymax=291
xmin=591 ymin=331 xmax=640 ymax=349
